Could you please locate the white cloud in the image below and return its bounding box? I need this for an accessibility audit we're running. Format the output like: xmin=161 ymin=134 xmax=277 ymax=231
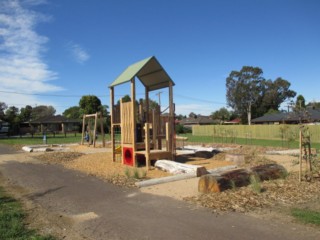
xmin=0 ymin=0 xmax=63 ymax=107
xmin=68 ymin=42 xmax=90 ymax=64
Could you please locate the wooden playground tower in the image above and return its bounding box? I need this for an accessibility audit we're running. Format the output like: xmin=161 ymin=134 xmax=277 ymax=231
xmin=109 ymin=56 xmax=175 ymax=169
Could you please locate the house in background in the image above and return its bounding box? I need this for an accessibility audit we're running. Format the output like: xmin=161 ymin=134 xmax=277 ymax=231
xmin=251 ymin=108 xmax=320 ymax=125
xmin=223 ymin=118 xmax=241 ymax=125
xmin=0 ymin=120 xmax=10 ymax=136
xmin=179 ymin=115 xmax=217 ymax=128
xmin=20 ymin=115 xmax=80 ymax=136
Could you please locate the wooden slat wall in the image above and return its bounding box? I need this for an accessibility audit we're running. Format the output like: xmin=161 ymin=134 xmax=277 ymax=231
xmin=113 ymin=105 xmax=121 ymax=124
xmin=121 ymin=102 xmax=133 ymax=144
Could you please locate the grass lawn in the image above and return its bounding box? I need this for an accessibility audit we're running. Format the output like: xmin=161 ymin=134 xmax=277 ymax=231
xmin=0 ymin=133 xmax=111 ymax=146
xmin=291 ymin=208 xmax=320 ymax=226
xmin=0 ymin=186 xmax=55 ymax=240
xmin=1 ymin=132 xmax=320 ymax=149
xmin=179 ymin=133 xmax=320 ymax=149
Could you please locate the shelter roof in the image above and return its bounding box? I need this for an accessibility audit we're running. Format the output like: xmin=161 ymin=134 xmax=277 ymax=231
xmin=109 ymin=56 xmax=175 ymax=91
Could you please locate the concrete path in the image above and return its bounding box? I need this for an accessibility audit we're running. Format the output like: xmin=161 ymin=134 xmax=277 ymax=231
xmin=0 ymin=144 xmax=319 ymax=240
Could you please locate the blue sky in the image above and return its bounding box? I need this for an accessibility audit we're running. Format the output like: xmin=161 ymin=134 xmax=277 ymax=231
xmin=0 ymin=0 xmax=319 ymax=116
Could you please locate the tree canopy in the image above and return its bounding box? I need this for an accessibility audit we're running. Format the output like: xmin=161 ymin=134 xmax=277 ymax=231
xmin=211 ymin=107 xmax=231 ymax=123
xmin=19 ymin=105 xmax=33 ymax=122
xmin=0 ymin=102 xmax=7 ymax=120
xmin=31 ymin=105 xmax=56 ymax=120
xmin=63 ymin=106 xmax=81 ymax=119
xmin=295 ymin=95 xmax=306 ymax=110
xmin=226 ymin=66 xmax=296 ymax=124
xmin=79 ymin=95 xmax=102 ymax=115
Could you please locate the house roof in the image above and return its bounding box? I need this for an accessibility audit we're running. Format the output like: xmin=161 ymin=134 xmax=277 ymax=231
xmin=29 ymin=115 xmax=80 ymax=124
xmin=180 ymin=116 xmax=215 ymax=125
xmin=251 ymin=109 xmax=320 ymax=123
xmin=224 ymin=118 xmax=241 ymax=124
xmin=109 ymin=56 xmax=175 ymax=91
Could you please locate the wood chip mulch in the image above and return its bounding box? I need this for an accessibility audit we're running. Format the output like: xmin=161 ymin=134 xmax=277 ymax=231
xmin=185 ymin=173 xmax=320 ymax=213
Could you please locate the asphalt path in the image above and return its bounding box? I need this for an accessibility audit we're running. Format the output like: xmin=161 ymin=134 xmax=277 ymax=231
xmin=0 ymin=144 xmax=319 ymax=240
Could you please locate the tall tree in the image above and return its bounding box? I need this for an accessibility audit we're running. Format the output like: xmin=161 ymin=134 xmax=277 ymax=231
xmin=5 ymin=106 xmax=20 ymax=134
xmin=256 ymin=78 xmax=296 ymax=116
xmin=5 ymin=106 xmax=19 ymax=123
xmin=189 ymin=112 xmax=197 ymax=118
xmin=19 ymin=105 xmax=33 ymax=122
xmin=226 ymin=67 xmax=296 ymax=124
xmin=211 ymin=107 xmax=231 ymax=123
xmin=63 ymin=106 xmax=81 ymax=119
xmin=116 ymin=95 xmax=131 ymax=105
xmin=0 ymin=102 xmax=8 ymax=120
xmin=140 ymin=98 xmax=159 ymax=111
xmin=226 ymin=66 xmax=264 ymax=124
xmin=79 ymin=95 xmax=102 ymax=115
xmin=32 ymin=105 xmax=56 ymax=120
xmin=295 ymin=95 xmax=306 ymax=110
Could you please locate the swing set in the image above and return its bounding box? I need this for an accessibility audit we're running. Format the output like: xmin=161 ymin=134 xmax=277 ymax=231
xmin=81 ymin=112 xmax=105 ymax=147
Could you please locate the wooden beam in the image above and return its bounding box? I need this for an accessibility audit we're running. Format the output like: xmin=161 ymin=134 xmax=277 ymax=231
xmin=152 ymin=109 xmax=157 ymax=149
xmin=81 ymin=115 xmax=85 ymax=145
xmin=168 ymin=82 xmax=174 ymax=157
xmin=145 ymin=86 xmax=149 ymax=123
xmin=145 ymin=123 xmax=150 ymax=169
xmin=93 ymin=113 xmax=98 ymax=147
xmin=165 ymin=122 xmax=169 ymax=152
xmin=100 ymin=111 xmax=105 ymax=147
xmin=84 ymin=113 xmax=98 ymax=118
xmin=120 ymin=98 xmax=124 ymax=164
xmin=110 ymin=87 xmax=115 ymax=162
xmin=131 ymin=78 xmax=137 ymax=166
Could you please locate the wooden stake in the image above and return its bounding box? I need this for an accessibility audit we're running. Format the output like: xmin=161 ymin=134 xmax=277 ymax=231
xmin=299 ymin=129 xmax=302 ymax=182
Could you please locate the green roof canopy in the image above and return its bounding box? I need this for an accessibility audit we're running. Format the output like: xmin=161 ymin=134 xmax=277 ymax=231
xmin=109 ymin=56 xmax=175 ymax=91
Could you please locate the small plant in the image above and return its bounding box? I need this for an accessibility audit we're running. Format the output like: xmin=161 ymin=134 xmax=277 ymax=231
xmin=132 ymin=168 xmax=147 ymax=179
xmin=133 ymin=168 xmax=140 ymax=179
xmin=250 ymin=174 xmax=262 ymax=193
xmin=124 ymin=167 xmax=131 ymax=178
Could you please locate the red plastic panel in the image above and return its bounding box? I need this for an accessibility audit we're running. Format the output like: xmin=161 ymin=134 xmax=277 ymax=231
xmin=123 ymin=147 xmax=134 ymax=166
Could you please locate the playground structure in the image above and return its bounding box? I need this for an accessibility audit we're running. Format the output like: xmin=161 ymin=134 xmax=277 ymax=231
xmin=81 ymin=112 xmax=105 ymax=147
xmin=109 ymin=56 xmax=175 ymax=169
